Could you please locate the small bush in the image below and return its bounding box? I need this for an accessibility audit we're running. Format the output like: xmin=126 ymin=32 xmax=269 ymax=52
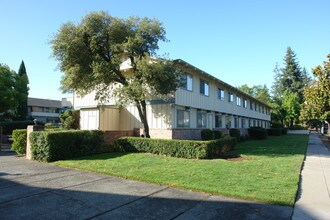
xmin=229 ymin=128 xmax=240 ymax=140
xmin=115 ymin=136 xmax=237 ymax=159
xmin=30 ymin=130 xmax=108 ymax=162
xmin=271 ymin=123 xmax=284 ymax=128
xmin=289 ymin=125 xmax=308 ymax=130
xmin=282 ymin=128 xmax=288 ymax=135
xmin=11 ymin=129 xmax=27 ymax=154
xmin=201 ymin=129 xmax=214 ymax=140
xmin=267 ymin=128 xmax=282 ymax=136
xmin=0 ymin=121 xmax=33 ymax=135
xmin=248 ymin=127 xmax=267 ymax=140
xmin=213 ymin=130 xmax=223 ymax=139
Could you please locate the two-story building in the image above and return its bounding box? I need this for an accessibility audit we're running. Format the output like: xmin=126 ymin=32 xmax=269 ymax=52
xmin=74 ymin=59 xmax=271 ymax=140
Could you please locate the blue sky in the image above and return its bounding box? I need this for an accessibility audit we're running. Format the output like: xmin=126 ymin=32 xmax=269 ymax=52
xmin=0 ymin=0 xmax=329 ymax=100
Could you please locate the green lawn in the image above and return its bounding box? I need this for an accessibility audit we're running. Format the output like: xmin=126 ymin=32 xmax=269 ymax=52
xmin=53 ymin=135 xmax=308 ymax=206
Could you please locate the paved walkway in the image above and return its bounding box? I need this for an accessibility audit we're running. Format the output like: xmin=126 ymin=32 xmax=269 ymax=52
xmin=292 ymin=133 xmax=330 ymax=219
xmin=0 ymin=151 xmax=291 ymax=219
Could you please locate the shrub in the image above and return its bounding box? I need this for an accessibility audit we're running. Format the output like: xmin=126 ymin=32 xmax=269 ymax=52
xmin=29 ymin=130 xmax=108 ymax=162
xmin=201 ymin=129 xmax=214 ymax=140
xmin=115 ymin=136 xmax=237 ymax=159
xmin=213 ymin=130 xmax=223 ymax=139
xmin=0 ymin=121 xmax=33 ymax=135
xmin=229 ymin=128 xmax=240 ymax=140
xmin=267 ymin=128 xmax=282 ymax=136
xmin=60 ymin=110 xmax=80 ymax=129
xmin=248 ymin=127 xmax=267 ymax=140
xmin=11 ymin=129 xmax=27 ymax=154
xmin=289 ymin=125 xmax=308 ymax=130
xmin=282 ymin=128 xmax=288 ymax=135
xmin=271 ymin=122 xmax=284 ymax=128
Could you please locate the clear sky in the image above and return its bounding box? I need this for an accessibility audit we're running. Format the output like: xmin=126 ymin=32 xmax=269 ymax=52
xmin=0 ymin=0 xmax=329 ymax=100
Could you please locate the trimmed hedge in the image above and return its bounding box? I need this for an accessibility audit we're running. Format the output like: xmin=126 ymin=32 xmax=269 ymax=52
xmin=267 ymin=128 xmax=282 ymax=136
xmin=11 ymin=129 xmax=27 ymax=155
xmin=0 ymin=121 xmax=34 ymax=135
xmin=115 ymin=136 xmax=237 ymax=159
xmin=248 ymin=127 xmax=267 ymax=140
xmin=229 ymin=128 xmax=240 ymax=140
xmin=201 ymin=129 xmax=223 ymax=140
xmin=29 ymin=130 xmax=107 ymax=162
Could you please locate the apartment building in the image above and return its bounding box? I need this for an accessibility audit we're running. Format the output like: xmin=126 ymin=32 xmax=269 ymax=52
xmin=74 ymin=59 xmax=271 ymax=140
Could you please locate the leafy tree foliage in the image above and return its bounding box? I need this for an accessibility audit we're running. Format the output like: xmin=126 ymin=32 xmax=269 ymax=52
xmin=300 ymin=54 xmax=330 ymax=125
xmin=0 ymin=64 xmax=18 ymax=113
xmin=237 ymin=84 xmax=271 ymax=104
xmin=271 ymin=47 xmax=311 ymax=125
xmin=60 ymin=110 xmax=80 ymax=129
xmin=14 ymin=61 xmax=29 ymax=120
xmin=282 ymin=91 xmax=300 ymax=127
xmin=51 ymin=11 xmax=180 ymax=137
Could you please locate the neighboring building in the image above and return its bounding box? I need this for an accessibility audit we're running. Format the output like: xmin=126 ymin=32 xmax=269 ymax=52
xmin=74 ymin=59 xmax=271 ymax=140
xmin=27 ymin=98 xmax=62 ymax=124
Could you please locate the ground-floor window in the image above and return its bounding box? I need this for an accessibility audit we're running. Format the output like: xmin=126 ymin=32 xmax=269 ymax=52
xmin=215 ymin=114 xmax=222 ymax=128
xmin=177 ymin=109 xmax=190 ymax=128
xmin=234 ymin=116 xmax=239 ymax=128
xmin=226 ymin=115 xmax=231 ymax=128
xmin=197 ymin=111 xmax=207 ymax=128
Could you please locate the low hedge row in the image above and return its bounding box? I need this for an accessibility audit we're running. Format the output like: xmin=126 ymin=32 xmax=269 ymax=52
xmin=229 ymin=128 xmax=240 ymax=140
xmin=0 ymin=121 xmax=34 ymax=135
xmin=266 ymin=128 xmax=282 ymax=136
xmin=248 ymin=127 xmax=267 ymax=140
xmin=201 ymin=129 xmax=224 ymax=140
xmin=29 ymin=130 xmax=107 ymax=162
xmin=115 ymin=136 xmax=237 ymax=159
xmin=11 ymin=129 xmax=27 ymax=155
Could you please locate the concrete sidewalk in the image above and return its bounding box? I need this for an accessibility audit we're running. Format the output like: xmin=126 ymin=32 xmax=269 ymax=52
xmin=292 ymin=133 xmax=330 ymax=219
xmin=0 ymin=151 xmax=292 ymax=219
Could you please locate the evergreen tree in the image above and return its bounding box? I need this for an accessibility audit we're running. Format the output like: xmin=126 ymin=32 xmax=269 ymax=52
xmin=271 ymin=47 xmax=310 ymax=125
xmin=14 ymin=60 xmax=29 ymax=120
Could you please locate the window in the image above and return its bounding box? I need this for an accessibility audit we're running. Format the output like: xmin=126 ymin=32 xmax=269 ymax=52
xmin=44 ymin=107 xmax=49 ymax=113
xmin=262 ymin=106 xmax=265 ymax=114
xmin=242 ymin=118 xmax=245 ymax=128
xmin=226 ymin=115 xmax=231 ymax=128
xmin=250 ymin=102 xmax=254 ymax=110
xmin=228 ymin=92 xmax=234 ymax=102
xmin=255 ymin=103 xmax=257 ymax=111
xmin=218 ymin=88 xmax=225 ymax=100
xmin=177 ymin=109 xmax=190 ymax=128
xmin=243 ymin=99 xmax=248 ymax=108
xmin=197 ymin=111 xmax=207 ymax=128
xmin=234 ymin=117 xmax=239 ymax=128
xmin=236 ymin=96 xmax=241 ymax=106
xmin=215 ymin=114 xmax=222 ymax=128
xmin=180 ymin=73 xmax=193 ymax=91
xmin=200 ymin=79 xmax=209 ymax=96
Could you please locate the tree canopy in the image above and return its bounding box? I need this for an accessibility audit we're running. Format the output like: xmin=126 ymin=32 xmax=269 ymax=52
xmin=300 ymin=54 xmax=330 ymax=125
xmin=51 ymin=11 xmax=181 ymax=137
xmin=0 ymin=64 xmax=18 ymax=113
xmin=14 ymin=60 xmax=29 ymax=120
xmin=237 ymin=84 xmax=271 ymax=104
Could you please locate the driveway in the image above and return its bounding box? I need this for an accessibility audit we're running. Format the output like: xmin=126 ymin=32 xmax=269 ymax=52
xmin=0 ymin=151 xmax=292 ymax=219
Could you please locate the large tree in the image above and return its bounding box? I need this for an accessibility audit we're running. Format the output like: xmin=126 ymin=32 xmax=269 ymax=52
xmin=300 ymin=54 xmax=330 ymax=126
xmin=14 ymin=60 xmax=29 ymax=120
xmin=271 ymin=47 xmax=311 ymax=125
xmin=237 ymin=84 xmax=271 ymax=104
xmin=0 ymin=64 xmax=18 ymax=113
xmin=51 ymin=11 xmax=180 ymax=137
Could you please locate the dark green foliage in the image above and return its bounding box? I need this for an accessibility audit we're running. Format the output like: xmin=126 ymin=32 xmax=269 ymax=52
xmin=271 ymin=122 xmax=284 ymax=128
xmin=0 ymin=121 xmax=33 ymax=135
xmin=14 ymin=61 xmax=29 ymax=120
xmin=229 ymin=128 xmax=241 ymax=140
xmin=267 ymin=128 xmax=282 ymax=136
xmin=29 ymin=130 xmax=107 ymax=162
xmin=11 ymin=129 xmax=27 ymax=154
xmin=0 ymin=65 xmax=18 ymax=113
xmin=115 ymin=136 xmax=237 ymax=159
xmin=282 ymin=128 xmax=288 ymax=135
xmin=289 ymin=125 xmax=308 ymax=130
xmin=60 ymin=110 xmax=80 ymax=129
xmin=201 ymin=129 xmax=214 ymax=140
xmin=248 ymin=127 xmax=268 ymax=140
xmin=201 ymin=129 xmax=223 ymax=140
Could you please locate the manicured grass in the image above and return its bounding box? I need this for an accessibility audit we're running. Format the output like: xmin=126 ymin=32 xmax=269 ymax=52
xmin=53 ymin=135 xmax=308 ymax=206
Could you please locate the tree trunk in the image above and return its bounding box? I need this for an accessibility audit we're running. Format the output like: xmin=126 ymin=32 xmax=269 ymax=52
xmin=135 ymin=100 xmax=150 ymax=138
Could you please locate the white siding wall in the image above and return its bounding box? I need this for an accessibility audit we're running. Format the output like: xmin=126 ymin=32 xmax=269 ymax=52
xmin=175 ymin=73 xmax=271 ymax=122
xmin=80 ymin=109 xmax=99 ymax=130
